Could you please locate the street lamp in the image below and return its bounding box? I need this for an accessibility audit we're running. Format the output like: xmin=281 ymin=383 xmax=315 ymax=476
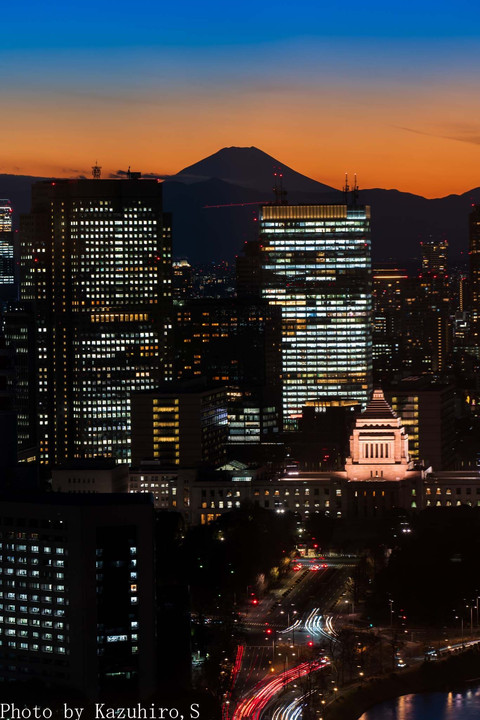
xmin=455 ymin=614 xmax=464 ymax=642
xmin=389 ymin=599 xmax=394 ymax=629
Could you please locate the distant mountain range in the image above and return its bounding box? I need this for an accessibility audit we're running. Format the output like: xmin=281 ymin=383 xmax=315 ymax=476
xmin=1 ymin=146 xmax=477 ymax=267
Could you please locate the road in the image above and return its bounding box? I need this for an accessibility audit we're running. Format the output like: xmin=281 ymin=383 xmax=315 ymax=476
xmin=226 ymin=557 xmax=356 ymax=719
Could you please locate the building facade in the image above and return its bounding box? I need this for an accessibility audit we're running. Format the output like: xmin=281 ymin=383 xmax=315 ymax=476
xmin=258 ymin=203 xmax=372 ymax=428
xmin=386 ymin=379 xmax=456 ymax=470
xmin=0 ymin=494 xmax=156 ymax=699
xmin=3 ymin=301 xmax=37 ymax=460
xmin=130 ymin=382 xmax=228 ymax=468
xmin=9 ymin=178 xmax=172 ymax=465
xmin=372 ymin=267 xmax=408 ymax=383
xmin=469 ymin=204 xmax=480 ymax=350
xmin=51 ymin=459 xmax=129 ymax=494
xmin=0 ymin=199 xmax=14 ymax=302
xmin=175 ymin=297 xmax=283 ymax=441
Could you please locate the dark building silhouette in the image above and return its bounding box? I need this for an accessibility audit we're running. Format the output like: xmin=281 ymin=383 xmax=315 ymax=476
xmin=3 ymin=301 xmax=37 ymax=461
xmin=172 ymin=259 xmax=193 ymax=305
xmin=386 ymin=378 xmax=456 ymax=470
xmin=131 ymin=381 xmax=228 ymax=467
xmin=0 ymin=337 xmax=17 ymax=478
xmin=469 ymin=204 xmax=480 ymax=349
xmin=400 ymin=274 xmax=451 ymax=375
xmin=175 ymin=297 xmax=282 ymax=442
xmin=294 ymin=399 xmax=361 ymax=471
xmin=372 ymin=266 xmax=408 ymax=382
xmin=236 ymin=240 xmax=263 ymax=298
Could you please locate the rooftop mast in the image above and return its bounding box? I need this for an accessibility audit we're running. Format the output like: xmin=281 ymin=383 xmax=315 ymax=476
xmin=91 ymin=161 xmax=102 ymax=179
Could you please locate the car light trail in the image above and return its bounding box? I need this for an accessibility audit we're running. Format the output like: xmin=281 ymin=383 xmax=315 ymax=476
xmin=231 ymin=645 xmax=245 ymax=689
xmin=231 ymin=659 xmax=329 ymax=720
xmin=271 ymin=691 xmax=316 ymax=720
xmin=279 ymin=618 xmax=302 ymax=635
xmin=324 ymin=615 xmax=338 ymax=638
xmin=223 ymin=645 xmax=245 ymax=720
xmin=304 ymin=609 xmax=337 ymax=641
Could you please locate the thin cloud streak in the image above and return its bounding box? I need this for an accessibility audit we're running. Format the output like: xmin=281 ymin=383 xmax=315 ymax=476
xmin=395 ymin=124 xmax=480 ymax=147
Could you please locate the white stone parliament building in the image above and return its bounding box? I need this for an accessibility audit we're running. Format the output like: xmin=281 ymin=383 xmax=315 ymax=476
xmin=125 ymin=389 xmax=479 ymax=524
xmin=53 ymin=389 xmax=480 ymax=524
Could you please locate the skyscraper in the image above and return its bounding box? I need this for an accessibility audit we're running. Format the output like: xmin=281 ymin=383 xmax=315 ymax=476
xmin=421 ymin=238 xmax=448 ymax=277
xmin=372 ymin=266 xmax=408 ymax=382
xmin=13 ymin=178 xmax=172 ymax=464
xmin=469 ymin=204 xmax=480 ymax=348
xmin=175 ymin=296 xmax=282 ymax=441
xmin=0 ymin=199 xmax=14 ymax=301
xmin=258 ymin=203 xmax=372 ymax=428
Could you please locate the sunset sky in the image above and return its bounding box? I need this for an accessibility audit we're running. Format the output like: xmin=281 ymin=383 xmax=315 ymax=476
xmin=3 ymin=0 xmax=480 ymax=197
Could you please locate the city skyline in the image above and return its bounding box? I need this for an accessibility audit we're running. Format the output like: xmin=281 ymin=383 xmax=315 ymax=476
xmin=4 ymin=2 xmax=480 ymax=715
xmin=2 ymin=0 xmax=480 ymax=197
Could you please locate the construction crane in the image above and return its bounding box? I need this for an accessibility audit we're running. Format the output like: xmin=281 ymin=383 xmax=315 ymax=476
xmin=203 ymin=201 xmax=268 ymax=209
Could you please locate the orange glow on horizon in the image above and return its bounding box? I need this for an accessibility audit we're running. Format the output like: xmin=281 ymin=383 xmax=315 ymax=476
xmin=3 ymin=82 xmax=480 ymax=198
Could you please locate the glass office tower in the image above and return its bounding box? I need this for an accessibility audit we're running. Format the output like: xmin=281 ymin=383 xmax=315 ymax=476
xmin=259 ymin=203 xmax=372 ymax=429
xmin=15 ymin=178 xmax=172 ymax=464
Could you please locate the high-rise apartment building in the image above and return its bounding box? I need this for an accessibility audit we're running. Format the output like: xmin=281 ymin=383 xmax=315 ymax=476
xmin=11 ymin=178 xmax=172 ymax=464
xmin=258 ymin=203 xmax=372 ymax=428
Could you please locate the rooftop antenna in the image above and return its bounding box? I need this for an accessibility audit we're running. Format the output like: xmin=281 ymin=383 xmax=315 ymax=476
xmin=353 ymin=173 xmax=359 ymax=206
xmin=343 ymin=173 xmax=349 ymax=203
xmin=127 ymin=166 xmax=142 ymax=180
xmin=92 ymin=161 xmax=101 ymax=179
xmin=273 ymin=166 xmax=288 ymax=205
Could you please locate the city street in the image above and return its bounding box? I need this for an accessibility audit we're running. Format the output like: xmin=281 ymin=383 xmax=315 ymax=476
xmin=226 ymin=557 xmax=356 ymax=720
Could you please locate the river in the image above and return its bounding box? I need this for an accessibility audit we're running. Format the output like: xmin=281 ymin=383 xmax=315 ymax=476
xmin=359 ymin=687 xmax=480 ymax=719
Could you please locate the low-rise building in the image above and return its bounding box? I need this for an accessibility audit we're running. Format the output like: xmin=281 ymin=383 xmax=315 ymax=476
xmin=51 ymin=459 xmax=129 ymax=494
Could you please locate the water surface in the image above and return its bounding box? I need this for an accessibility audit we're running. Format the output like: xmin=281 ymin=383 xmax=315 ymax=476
xmin=359 ymin=688 xmax=480 ymax=720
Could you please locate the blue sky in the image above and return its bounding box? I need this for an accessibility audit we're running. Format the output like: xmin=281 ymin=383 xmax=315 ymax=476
xmin=3 ymin=0 xmax=480 ymax=196
xmin=4 ymin=0 xmax=480 ymax=50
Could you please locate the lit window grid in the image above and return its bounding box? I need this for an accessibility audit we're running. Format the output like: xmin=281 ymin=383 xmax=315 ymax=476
xmin=72 ymin=324 xmax=166 ymax=462
xmin=0 ymin=238 xmax=14 ymax=284
xmin=0 ymin=534 xmax=67 ymax=656
xmin=260 ymin=211 xmax=372 ymax=427
xmin=19 ymin=192 xmax=172 ymax=464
